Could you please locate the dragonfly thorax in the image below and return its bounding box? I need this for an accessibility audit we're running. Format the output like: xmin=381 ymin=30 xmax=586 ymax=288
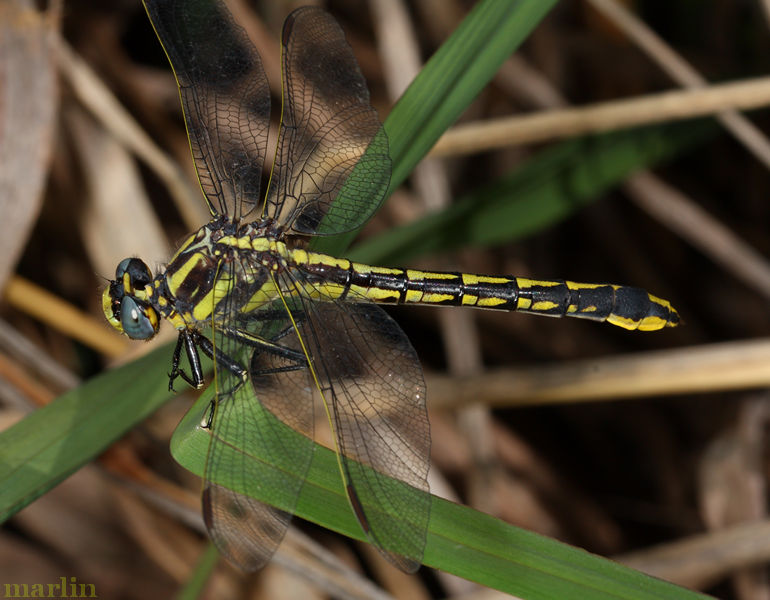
xmin=153 ymin=220 xmax=291 ymax=331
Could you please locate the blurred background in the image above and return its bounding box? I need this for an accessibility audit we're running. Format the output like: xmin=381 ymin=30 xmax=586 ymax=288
xmin=2 ymin=0 xmax=770 ymax=598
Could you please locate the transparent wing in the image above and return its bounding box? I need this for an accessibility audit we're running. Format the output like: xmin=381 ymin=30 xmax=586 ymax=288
xmin=202 ymin=483 xmax=290 ymax=573
xmin=202 ymin=259 xmax=315 ymax=571
xmin=203 ymin=258 xmax=429 ymax=571
xmin=279 ymin=270 xmax=431 ymax=571
xmin=144 ymin=0 xmax=270 ymax=222
xmin=203 ymin=271 xmax=429 ymax=570
xmin=264 ymin=7 xmax=391 ymax=236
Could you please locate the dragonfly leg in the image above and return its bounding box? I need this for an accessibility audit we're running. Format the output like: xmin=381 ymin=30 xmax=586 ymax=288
xmin=169 ymin=329 xmax=249 ymax=392
xmin=195 ymin=333 xmax=251 ymax=401
xmin=201 ymin=400 xmax=215 ymax=430
xmin=195 ymin=332 xmax=248 ymax=381
xmin=169 ymin=325 xmax=309 ymax=393
xmin=169 ymin=331 xmax=205 ymax=391
xmin=234 ymin=308 xmax=306 ymax=323
xmin=250 ymin=363 xmax=307 ymax=376
xmin=219 ymin=326 xmax=307 ymax=365
xmin=245 ymin=321 xmax=309 ymax=376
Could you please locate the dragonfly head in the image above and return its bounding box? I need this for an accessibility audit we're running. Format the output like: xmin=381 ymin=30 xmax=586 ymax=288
xmin=103 ymin=257 xmax=160 ymax=340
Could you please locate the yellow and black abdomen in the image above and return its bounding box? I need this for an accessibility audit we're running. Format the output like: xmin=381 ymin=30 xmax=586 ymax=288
xmin=294 ymin=250 xmax=679 ymax=332
xmin=480 ymin=277 xmax=680 ymax=331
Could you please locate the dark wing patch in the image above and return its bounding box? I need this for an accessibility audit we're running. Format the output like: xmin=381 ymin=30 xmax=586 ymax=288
xmin=265 ymin=7 xmax=390 ymax=236
xmin=144 ymin=0 xmax=270 ymax=222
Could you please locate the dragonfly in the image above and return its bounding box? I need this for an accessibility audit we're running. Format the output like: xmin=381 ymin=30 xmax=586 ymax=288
xmin=103 ymin=0 xmax=680 ymax=573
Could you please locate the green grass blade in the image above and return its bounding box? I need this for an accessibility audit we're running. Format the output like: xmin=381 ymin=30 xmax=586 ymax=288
xmin=175 ymin=543 xmax=219 ymax=600
xmin=313 ymin=0 xmax=558 ymax=256
xmin=348 ymin=119 xmax=719 ymax=266
xmin=384 ymin=0 xmax=557 ymax=193
xmin=171 ymin=391 xmax=710 ymax=599
xmin=0 ymin=343 xmax=177 ymax=521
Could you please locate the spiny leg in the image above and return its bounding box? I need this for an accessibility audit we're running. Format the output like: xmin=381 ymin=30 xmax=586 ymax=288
xmin=168 ymin=328 xmax=248 ymax=393
xmin=169 ymin=330 xmax=205 ymax=391
xmin=169 ymin=319 xmax=311 ymax=394
xmin=218 ymin=325 xmax=307 ymax=365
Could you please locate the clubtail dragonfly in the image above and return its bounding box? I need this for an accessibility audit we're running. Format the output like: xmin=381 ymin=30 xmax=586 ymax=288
xmin=103 ymin=0 xmax=679 ymax=572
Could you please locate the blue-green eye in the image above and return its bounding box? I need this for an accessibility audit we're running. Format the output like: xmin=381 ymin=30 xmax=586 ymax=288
xmin=116 ymin=258 xmax=133 ymax=279
xmin=116 ymin=258 xmax=153 ymax=288
xmin=120 ymin=297 xmax=159 ymax=340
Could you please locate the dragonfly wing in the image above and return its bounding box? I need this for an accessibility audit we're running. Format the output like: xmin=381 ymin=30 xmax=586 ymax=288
xmin=144 ymin=0 xmax=270 ymax=221
xmin=265 ymin=7 xmax=391 ymax=236
xmin=202 ymin=483 xmax=291 ymax=572
xmin=279 ymin=271 xmax=430 ymax=571
xmin=202 ymin=258 xmax=315 ymax=571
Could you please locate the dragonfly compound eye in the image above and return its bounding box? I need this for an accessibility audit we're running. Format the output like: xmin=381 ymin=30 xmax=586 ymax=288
xmin=116 ymin=257 xmax=153 ymax=290
xmin=119 ymin=296 xmax=160 ymax=340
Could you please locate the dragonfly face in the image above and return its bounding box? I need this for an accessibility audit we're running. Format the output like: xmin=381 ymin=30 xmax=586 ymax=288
xmin=103 ymin=257 xmax=160 ymax=341
xmin=103 ymin=0 xmax=679 ymax=575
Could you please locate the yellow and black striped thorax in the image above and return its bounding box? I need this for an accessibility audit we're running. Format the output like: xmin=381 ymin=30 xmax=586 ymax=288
xmin=158 ymin=221 xmax=287 ymax=329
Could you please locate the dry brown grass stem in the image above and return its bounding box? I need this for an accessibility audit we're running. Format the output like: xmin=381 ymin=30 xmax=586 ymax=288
xmin=587 ymin=0 xmax=770 ymax=170
xmin=427 ymin=338 xmax=770 ymax=409
xmin=431 ymin=76 xmax=770 ymax=157
xmin=3 ymin=276 xmax=127 ymax=358
xmin=617 ymin=518 xmax=770 ymax=589
xmin=56 ymin=38 xmax=208 ymax=230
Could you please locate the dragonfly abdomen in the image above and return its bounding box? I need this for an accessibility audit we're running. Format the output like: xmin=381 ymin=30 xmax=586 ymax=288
xmin=505 ymin=278 xmax=680 ymax=331
xmin=294 ymin=250 xmax=678 ymax=332
xmin=385 ymin=270 xmax=678 ymax=331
